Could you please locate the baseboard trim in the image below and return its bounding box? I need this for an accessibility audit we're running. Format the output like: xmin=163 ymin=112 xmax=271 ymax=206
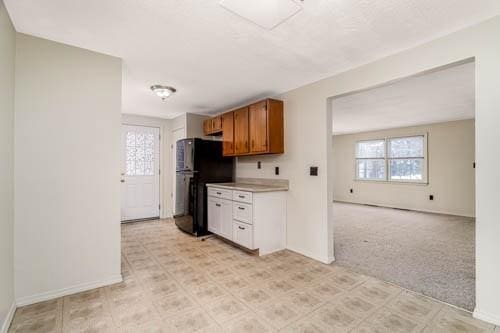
xmin=286 ymin=246 xmax=334 ymax=264
xmin=333 ymin=199 xmax=475 ymax=218
xmin=1 ymin=301 xmax=16 ymax=333
xmin=15 ymin=274 xmax=123 ymax=307
xmin=473 ymin=308 xmax=500 ymax=326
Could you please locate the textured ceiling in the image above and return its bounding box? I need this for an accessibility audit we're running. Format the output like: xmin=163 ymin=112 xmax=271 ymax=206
xmin=332 ymin=61 xmax=475 ymax=135
xmin=4 ymin=0 xmax=499 ymax=118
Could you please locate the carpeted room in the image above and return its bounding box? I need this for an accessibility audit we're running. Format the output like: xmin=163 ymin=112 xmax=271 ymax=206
xmin=331 ymin=61 xmax=476 ymax=311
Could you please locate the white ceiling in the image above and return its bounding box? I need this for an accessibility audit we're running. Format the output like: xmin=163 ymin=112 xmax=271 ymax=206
xmin=332 ymin=61 xmax=475 ymax=135
xmin=4 ymin=1 xmax=499 ymax=119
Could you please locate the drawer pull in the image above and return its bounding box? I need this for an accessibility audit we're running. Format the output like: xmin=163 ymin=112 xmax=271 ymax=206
xmin=238 ymin=195 xmax=245 ymax=198
xmin=238 ymin=207 xmax=245 ymax=210
xmin=216 ymin=192 xmax=222 ymax=195
xmin=215 ymin=203 xmax=221 ymax=207
xmin=238 ymin=226 xmax=245 ymax=230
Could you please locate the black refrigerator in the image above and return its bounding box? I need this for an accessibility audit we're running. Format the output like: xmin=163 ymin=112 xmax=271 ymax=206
xmin=174 ymin=138 xmax=234 ymax=236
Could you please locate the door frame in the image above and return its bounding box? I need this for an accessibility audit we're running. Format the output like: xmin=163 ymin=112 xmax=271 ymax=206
xmin=122 ymin=122 xmax=165 ymax=220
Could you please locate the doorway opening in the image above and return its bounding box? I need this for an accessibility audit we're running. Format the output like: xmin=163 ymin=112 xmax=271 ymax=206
xmin=121 ymin=125 xmax=161 ymax=222
xmin=329 ymin=59 xmax=476 ymax=310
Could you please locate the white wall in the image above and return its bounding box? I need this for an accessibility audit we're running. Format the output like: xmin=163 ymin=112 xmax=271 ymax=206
xmin=0 ymin=0 xmax=15 ymax=330
xmin=333 ymin=120 xmax=475 ymax=217
xmin=186 ymin=113 xmax=210 ymax=139
xmin=236 ymin=16 xmax=500 ymax=324
xmin=14 ymin=34 xmax=123 ymax=305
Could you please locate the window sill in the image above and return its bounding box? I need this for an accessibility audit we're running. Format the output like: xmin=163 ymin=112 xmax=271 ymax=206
xmin=354 ymin=179 xmax=429 ymax=186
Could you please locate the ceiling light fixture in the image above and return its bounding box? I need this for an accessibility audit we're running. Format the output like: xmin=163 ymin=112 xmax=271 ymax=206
xmin=151 ymin=85 xmax=176 ymax=100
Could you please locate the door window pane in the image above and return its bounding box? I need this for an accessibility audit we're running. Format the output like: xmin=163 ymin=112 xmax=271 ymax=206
xmin=356 ymin=140 xmax=385 ymax=158
xmin=126 ymin=131 xmax=155 ymax=176
xmin=357 ymin=159 xmax=386 ymax=180
xmin=390 ymin=159 xmax=423 ymax=181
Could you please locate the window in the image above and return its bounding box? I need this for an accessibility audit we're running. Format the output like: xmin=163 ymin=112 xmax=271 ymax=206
xmin=388 ymin=136 xmax=425 ymax=182
xmin=355 ymin=135 xmax=427 ymax=183
xmin=356 ymin=140 xmax=386 ymax=181
xmin=126 ymin=131 xmax=155 ymax=176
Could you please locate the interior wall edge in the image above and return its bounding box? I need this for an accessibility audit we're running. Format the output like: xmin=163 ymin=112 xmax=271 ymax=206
xmin=473 ymin=308 xmax=500 ymax=327
xmin=0 ymin=302 xmax=15 ymax=333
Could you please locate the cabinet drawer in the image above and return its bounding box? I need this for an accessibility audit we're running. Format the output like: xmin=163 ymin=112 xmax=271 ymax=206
xmin=233 ymin=221 xmax=254 ymax=249
xmin=232 ymin=190 xmax=252 ymax=204
xmin=207 ymin=187 xmax=232 ymax=200
xmin=233 ymin=202 xmax=253 ymax=224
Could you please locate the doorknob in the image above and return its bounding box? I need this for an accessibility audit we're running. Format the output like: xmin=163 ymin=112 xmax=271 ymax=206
xmin=120 ymin=179 xmax=125 ymax=183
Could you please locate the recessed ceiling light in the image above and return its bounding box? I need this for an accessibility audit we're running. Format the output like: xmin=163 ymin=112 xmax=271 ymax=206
xmin=219 ymin=0 xmax=302 ymax=30
xmin=150 ymin=85 xmax=176 ymax=100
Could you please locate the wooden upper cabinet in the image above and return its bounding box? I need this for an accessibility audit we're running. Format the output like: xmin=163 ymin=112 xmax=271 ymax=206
xmin=203 ymin=116 xmax=222 ymax=136
xmin=222 ymin=112 xmax=234 ymax=155
xmin=212 ymin=116 xmax=222 ymax=133
xmin=249 ymin=101 xmax=268 ymax=153
xmin=233 ymin=107 xmax=249 ymax=154
xmin=266 ymin=99 xmax=284 ymax=154
xmin=203 ymin=119 xmax=212 ymax=136
xmin=204 ymin=98 xmax=283 ymax=156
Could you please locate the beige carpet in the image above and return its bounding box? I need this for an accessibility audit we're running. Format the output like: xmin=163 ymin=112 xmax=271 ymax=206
xmin=333 ymin=201 xmax=475 ymax=311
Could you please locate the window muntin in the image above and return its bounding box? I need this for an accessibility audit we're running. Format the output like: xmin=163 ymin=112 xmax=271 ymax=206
xmin=355 ymin=135 xmax=427 ymax=183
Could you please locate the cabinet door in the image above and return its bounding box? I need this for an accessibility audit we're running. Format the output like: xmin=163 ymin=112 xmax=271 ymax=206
xmin=234 ymin=107 xmax=249 ymax=154
xmin=213 ymin=116 xmax=222 ymax=132
xmin=219 ymin=199 xmax=233 ymax=240
xmin=207 ymin=197 xmax=220 ymax=233
xmin=233 ymin=221 xmax=254 ymax=249
xmin=249 ymin=101 xmax=268 ymax=153
xmin=222 ymin=112 xmax=234 ymax=155
xmin=203 ymin=119 xmax=212 ymax=136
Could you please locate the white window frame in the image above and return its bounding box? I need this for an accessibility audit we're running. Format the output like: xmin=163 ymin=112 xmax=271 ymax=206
xmin=355 ymin=139 xmax=387 ymax=182
xmin=355 ymin=133 xmax=428 ymax=184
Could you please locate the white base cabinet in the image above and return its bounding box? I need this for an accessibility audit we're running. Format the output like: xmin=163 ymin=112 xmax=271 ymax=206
xmin=207 ymin=186 xmax=286 ymax=255
xmin=207 ymin=197 xmax=232 ymax=239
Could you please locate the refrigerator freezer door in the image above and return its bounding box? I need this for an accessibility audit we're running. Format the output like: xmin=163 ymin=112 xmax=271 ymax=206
xmin=176 ymin=139 xmax=195 ymax=172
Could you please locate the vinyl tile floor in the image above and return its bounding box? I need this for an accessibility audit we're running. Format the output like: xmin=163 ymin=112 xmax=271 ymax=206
xmin=8 ymin=218 xmax=497 ymax=332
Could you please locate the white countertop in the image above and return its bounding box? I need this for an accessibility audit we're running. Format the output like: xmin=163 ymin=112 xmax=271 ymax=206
xmin=206 ymin=182 xmax=289 ymax=193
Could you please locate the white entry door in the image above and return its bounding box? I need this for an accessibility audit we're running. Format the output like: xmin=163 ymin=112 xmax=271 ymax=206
xmin=121 ymin=125 xmax=160 ymax=221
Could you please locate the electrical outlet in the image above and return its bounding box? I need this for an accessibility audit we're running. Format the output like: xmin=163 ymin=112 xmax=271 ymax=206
xmin=310 ymin=166 xmax=318 ymax=176
xmin=257 ymin=161 xmax=261 ymax=169
xmin=429 ymin=194 xmax=434 ymax=201
xmin=350 ymin=188 xmax=353 ymax=193
xmin=275 ymin=167 xmax=279 ymax=175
